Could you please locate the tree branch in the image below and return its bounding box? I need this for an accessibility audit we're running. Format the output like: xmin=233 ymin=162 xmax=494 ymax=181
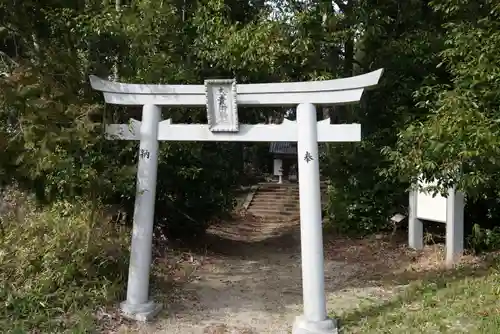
xmin=335 ymin=48 xmax=369 ymax=72
xmin=333 ymin=0 xmax=347 ymax=12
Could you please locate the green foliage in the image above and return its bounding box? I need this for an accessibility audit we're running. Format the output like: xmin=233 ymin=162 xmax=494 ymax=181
xmin=374 ymin=0 xmax=500 ymax=243
xmin=0 ymin=198 xmax=129 ymax=332
xmin=0 ymin=66 xmax=115 ymax=201
xmin=469 ymin=224 xmax=500 ymax=254
xmin=0 ymin=0 xmax=247 ymax=236
xmin=320 ymin=0 xmax=445 ymax=234
xmin=322 ymin=142 xmax=406 ymax=235
xmin=154 ymin=142 xmax=239 ymax=237
xmin=383 ymin=0 xmax=500 ymax=197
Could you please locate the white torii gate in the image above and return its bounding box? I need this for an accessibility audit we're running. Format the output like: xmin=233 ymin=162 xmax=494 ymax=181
xmin=90 ymin=69 xmax=383 ymax=334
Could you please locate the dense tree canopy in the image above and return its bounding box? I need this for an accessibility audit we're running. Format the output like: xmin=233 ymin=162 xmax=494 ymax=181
xmin=1 ymin=0 xmax=500 ymax=238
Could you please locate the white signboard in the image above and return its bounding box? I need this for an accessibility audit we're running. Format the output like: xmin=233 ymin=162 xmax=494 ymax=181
xmin=416 ymin=180 xmax=447 ymax=223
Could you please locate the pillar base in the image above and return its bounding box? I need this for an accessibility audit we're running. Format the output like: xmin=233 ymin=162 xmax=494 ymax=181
xmin=120 ymin=300 xmax=162 ymax=322
xmin=292 ymin=316 xmax=338 ymax=334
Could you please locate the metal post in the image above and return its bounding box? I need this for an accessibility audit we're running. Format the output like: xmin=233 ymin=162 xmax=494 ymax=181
xmin=409 ymin=189 xmax=424 ymax=250
xmin=446 ymin=188 xmax=464 ymax=266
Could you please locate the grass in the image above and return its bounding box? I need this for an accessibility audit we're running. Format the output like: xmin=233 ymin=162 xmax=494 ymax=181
xmin=340 ymin=257 xmax=500 ymax=333
xmin=0 ymin=195 xmax=130 ymax=333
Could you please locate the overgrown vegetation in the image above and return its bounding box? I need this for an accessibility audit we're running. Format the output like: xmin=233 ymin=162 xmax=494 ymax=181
xmin=0 ymin=193 xmax=129 ymax=332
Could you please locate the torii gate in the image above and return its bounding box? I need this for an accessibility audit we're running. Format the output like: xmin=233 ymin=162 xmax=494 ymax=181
xmin=90 ymin=69 xmax=383 ymax=334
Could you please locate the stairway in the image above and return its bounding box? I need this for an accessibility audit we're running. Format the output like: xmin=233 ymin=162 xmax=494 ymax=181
xmin=246 ymin=182 xmax=328 ymax=220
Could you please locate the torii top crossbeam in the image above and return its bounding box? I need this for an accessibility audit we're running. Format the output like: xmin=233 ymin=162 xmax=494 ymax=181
xmin=89 ymin=69 xmax=383 ymax=106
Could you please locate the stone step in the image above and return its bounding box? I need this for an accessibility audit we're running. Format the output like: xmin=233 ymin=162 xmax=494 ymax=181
xmin=255 ymin=189 xmax=300 ymax=193
xmin=251 ymin=203 xmax=299 ymax=207
xmin=250 ymin=197 xmax=327 ymax=204
xmin=248 ymin=203 xmax=326 ymax=213
xmin=251 ymin=198 xmax=300 ymax=203
xmin=258 ymin=183 xmax=328 ymax=187
xmin=248 ymin=215 xmax=299 ymax=220
xmin=256 ymin=189 xmax=326 ymax=195
xmin=250 ymin=204 xmax=299 ymax=209
xmin=249 ymin=212 xmax=299 ymax=217
xmin=250 ymin=200 xmax=296 ymax=204
xmin=251 ymin=197 xmax=297 ymax=201
xmin=249 ymin=215 xmax=299 ymax=221
xmin=250 ymin=195 xmax=328 ymax=201
xmin=249 ymin=203 xmax=298 ymax=208
xmin=249 ymin=204 xmax=300 ymax=209
xmin=257 ymin=187 xmax=325 ymax=191
xmin=253 ymin=190 xmax=300 ymax=195
xmin=256 ymin=193 xmax=300 ymax=198
xmin=257 ymin=188 xmax=300 ymax=191
xmin=248 ymin=211 xmax=299 ymax=218
xmin=253 ymin=190 xmax=327 ymax=195
xmin=245 ymin=183 xmax=329 ymax=220
xmin=254 ymin=191 xmax=327 ymax=197
xmin=249 ymin=206 xmax=299 ymax=212
xmin=249 ymin=204 xmax=324 ymax=211
xmin=258 ymin=181 xmax=328 ymax=185
xmin=256 ymin=190 xmax=300 ymax=195
xmin=254 ymin=190 xmax=300 ymax=194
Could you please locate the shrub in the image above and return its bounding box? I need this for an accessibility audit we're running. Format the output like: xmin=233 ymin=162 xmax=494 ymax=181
xmin=0 ymin=198 xmax=130 ymax=332
xmin=468 ymin=224 xmax=500 ymax=254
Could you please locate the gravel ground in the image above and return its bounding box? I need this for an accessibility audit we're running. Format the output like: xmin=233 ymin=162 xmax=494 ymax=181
xmin=119 ymin=216 xmax=417 ymax=334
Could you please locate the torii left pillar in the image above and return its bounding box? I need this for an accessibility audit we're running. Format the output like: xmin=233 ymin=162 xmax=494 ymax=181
xmin=120 ymin=104 xmax=162 ymax=320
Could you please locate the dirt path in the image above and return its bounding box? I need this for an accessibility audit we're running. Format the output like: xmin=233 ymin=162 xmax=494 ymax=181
xmin=120 ymin=216 xmax=449 ymax=334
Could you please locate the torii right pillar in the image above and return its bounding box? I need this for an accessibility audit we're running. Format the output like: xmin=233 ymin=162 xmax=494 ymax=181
xmin=293 ymin=103 xmax=336 ymax=334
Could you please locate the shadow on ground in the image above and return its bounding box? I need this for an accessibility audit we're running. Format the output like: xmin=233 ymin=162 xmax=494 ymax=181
xmin=124 ymin=215 xmax=496 ymax=333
